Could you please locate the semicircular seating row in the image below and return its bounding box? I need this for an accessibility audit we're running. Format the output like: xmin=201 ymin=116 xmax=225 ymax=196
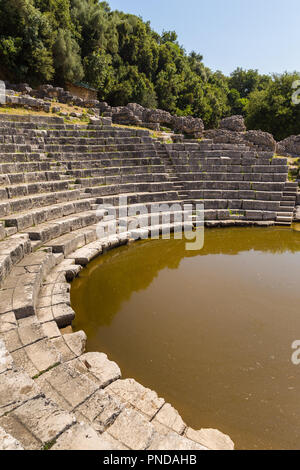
xmin=0 ymin=113 xmax=296 ymax=450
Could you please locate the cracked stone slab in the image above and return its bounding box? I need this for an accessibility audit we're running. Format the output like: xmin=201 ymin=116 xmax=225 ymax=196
xmin=11 ymin=338 xmax=61 ymax=378
xmin=52 ymin=423 xmax=125 ymax=450
xmin=41 ymin=321 xmax=61 ymax=339
xmin=75 ymin=352 xmax=121 ymax=388
xmin=37 ymin=292 xmax=70 ymax=308
xmin=12 ymin=283 xmax=38 ymax=319
xmin=107 ymin=408 xmax=155 ymax=450
xmin=185 ymin=427 xmax=235 ymax=450
xmin=0 ymin=369 xmax=41 ymax=416
xmin=0 ymin=397 xmax=75 ymax=450
xmin=74 ymin=389 xmax=125 ymax=433
xmin=63 ymin=331 xmax=87 ymax=357
xmin=37 ymin=303 xmax=75 ymax=327
xmin=152 ymin=403 xmax=186 ymax=435
xmin=51 ymin=336 xmax=77 ymax=362
xmin=106 ymin=378 xmax=164 ymax=419
xmin=35 ymin=362 xmax=99 ymax=411
xmin=67 ymin=246 xmax=100 ymax=266
xmin=2 ymin=321 xmax=46 ymax=352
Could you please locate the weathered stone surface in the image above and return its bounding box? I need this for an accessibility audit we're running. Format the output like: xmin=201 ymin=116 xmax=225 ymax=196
xmin=148 ymin=431 xmax=208 ymax=450
xmin=11 ymin=338 xmax=61 ymax=378
xmin=220 ymin=115 xmax=246 ymax=132
xmin=50 ymin=336 xmax=77 ymax=362
xmin=106 ymin=378 xmax=164 ymax=418
xmin=205 ymin=128 xmax=276 ymax=152
xmin=0 ymin=427 xmax=24 ymax=450
xmin=107 ymin=408 xmax=154 ymax=450
xmin=153 ymin=403 xmax=186 ymax=434
xmin=78 ymin=352 xmax=121 ymax=388
xmin=144 ymin=108 xmax=172 ymax=125
xmin=74 ymin=389 xmax=125 ymax=432
xmin=0 ymin=369 xmax=41 ymax=416
xmin=204 ymin=128 xmax=244 ymax=145
xmin=63 ymin=331 xmax=87 ymax=356
xmin=52 ymin=303 xmax=75 ymax=328
xmin=244 ymin=130 xmax=276 ymax=152
xmin=35 ymin=362 xmax=99 ymax=410
xmin=172 ymin=116 xmax=204 ymax=138
xmin=41 ymin=321 xmax=61 ymax=339
xmin=0 ymin=397 xmax=75 ymax=450
xmin=277 ymin=135 xmax=300 ymax=157
xmin=52 ymin=423 xmax=125 ymax=450
xmin=185 ymin=427 xmax=234 ymax=450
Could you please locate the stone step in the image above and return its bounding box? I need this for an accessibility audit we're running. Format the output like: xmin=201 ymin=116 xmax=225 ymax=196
xmin=0 ymin=234 xmax=31 ymax=287
xmin=92 ymin=190 xmax=179 ymax=204
xmin=66 ymin=157 xmax=162 ymax=167
xmin=2 ymin=198 xmax=96 ymax=231
xmin=0 ymin=252 xmax=57 ymax=319
xmin=43 ymin=136 xmax=147 ymax=145
xmin=277 ymin=212 xmax=294 ymax=217
xmin=0 ymin=189 xmax=81 ymax=219
xmin=43 ymin=143 xmax=156 ymax=153
xmin=25 ymin=211 xmax=104 ymax=245
xmin=94 ymin=199 xmax=186 ymax=217
xmin=0 ymin=179 xmax=73 ymax=200
xmin=278 ymin=206 xmax=295 ymax=212
xmin=284 ymin=182 xmax=298 ymax=188
xmin=66 ymin=165 xmax=166 ymax=177
xmin=44 ymin=224 xmax=101 ymax=256
xmin=75 ymin=174 xmax=168 ymax=187
xmin=0 ymin=170 xmax=63 ymax=185
xmin=276 ymin=216 xmax=293 ymax=223
xmin=84 ymin=182 xmax=177 ymax=197
xmin=0 ymin=161 xmax=52 ymax=173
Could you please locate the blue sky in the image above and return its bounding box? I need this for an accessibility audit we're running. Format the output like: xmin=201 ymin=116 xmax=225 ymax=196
xmin=108 ymin=0 xmax=300 ymax=76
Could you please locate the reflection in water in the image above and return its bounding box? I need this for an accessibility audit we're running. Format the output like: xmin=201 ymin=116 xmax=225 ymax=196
xmin=71 ymin=225 xmax=300 ymax=450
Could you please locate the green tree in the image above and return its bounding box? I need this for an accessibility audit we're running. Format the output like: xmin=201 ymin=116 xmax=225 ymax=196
xmin=245 ymin=72 xmax=300 ymax=141
xmin=53 ymin=28 xmax=83 ymax=83
xmin=229 ymin=67 xmax=271 ymax=98
xmin=0 ymin=0 xmax=55 ymax=83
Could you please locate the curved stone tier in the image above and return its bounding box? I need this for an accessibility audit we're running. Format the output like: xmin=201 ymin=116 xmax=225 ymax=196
xmin=0 ymin=114 xmax=298 ymax=450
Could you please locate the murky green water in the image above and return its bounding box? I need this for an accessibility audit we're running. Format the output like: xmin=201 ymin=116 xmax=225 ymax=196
xmin=71 ymin=225 xmax=300 ymax=450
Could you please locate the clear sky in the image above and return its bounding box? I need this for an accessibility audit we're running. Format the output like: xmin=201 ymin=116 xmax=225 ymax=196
xmin=108 ymin=0 xmax=300 ymax=76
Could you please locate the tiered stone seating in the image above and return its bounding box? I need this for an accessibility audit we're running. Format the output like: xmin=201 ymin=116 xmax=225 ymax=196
xmin=0 ymin=112 xmax=297 ymax=450
xmin=160 ymin=140 xmax=298 ymax=226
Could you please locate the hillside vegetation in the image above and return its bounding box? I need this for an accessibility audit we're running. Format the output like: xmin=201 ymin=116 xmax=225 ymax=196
xmin=0 ymin=0 xmax=300 ymax=139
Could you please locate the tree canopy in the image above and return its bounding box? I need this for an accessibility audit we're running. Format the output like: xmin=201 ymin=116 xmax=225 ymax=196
xmin=0 ymin=0 xmax=299 ymax=139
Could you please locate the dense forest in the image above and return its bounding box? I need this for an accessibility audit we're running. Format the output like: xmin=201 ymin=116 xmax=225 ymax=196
xmin=0 ymin=0 xmax=300 ymax=139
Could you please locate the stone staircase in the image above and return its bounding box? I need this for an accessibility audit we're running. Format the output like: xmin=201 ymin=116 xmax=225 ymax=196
xmin=0 ymin=112 xmax=298 ymax=450
xmin=276 ymin=182 xmax=298 ymax=225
